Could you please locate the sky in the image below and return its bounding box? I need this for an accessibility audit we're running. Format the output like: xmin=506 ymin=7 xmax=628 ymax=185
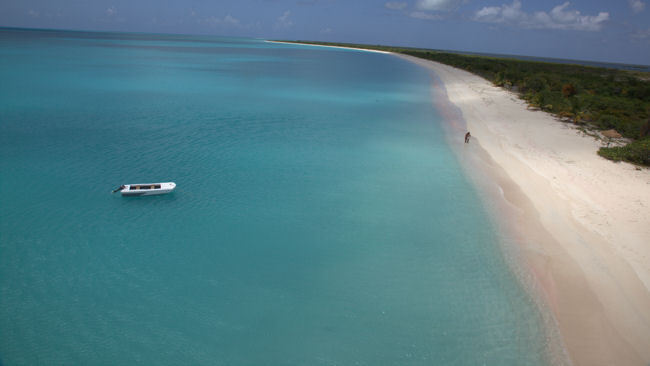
xmin=1 ymin=0 xmax=649 ymax=65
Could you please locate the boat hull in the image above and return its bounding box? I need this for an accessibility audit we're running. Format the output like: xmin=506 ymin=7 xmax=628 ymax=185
xmin=120 ymin=182 xmax=176 ymax=196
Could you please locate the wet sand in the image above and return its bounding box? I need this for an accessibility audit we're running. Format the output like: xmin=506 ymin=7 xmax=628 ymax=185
xmin=399 ymin=54 xmax=650 ymax=366
xmin=268 ymin=40 xmax=650 ymax=365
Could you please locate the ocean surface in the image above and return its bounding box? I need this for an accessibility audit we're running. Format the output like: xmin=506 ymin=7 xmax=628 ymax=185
xmin=1 ymin=28 xmax=551 ymax=365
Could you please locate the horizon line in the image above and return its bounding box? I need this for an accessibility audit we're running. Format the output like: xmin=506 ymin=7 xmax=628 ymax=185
xmin=2 ymin=25 xmax=648 ymax=69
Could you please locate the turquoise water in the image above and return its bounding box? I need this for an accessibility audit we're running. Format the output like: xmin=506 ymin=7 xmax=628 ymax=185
xmin=1 ymin=29 xmax=550 ymax=365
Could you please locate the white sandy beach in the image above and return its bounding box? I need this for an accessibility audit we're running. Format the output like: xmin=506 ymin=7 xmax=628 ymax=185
xmin=270 ymin=40 xmax=650 ymax=365
xmin=266 ymin=40 xmax=392 ymax=54
xmin=398 ymin=54 xmax=650 ymax=366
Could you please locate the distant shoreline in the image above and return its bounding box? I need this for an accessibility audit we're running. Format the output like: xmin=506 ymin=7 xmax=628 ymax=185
xmin=267 ymin=39 xmax=650 ymax=365
xmin=264 ymin=40 xmax=392 ymax=55
xmin=266 ymin=39 xmax=649 ymax=72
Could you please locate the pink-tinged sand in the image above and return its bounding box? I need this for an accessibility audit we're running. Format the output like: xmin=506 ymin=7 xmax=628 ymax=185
xmin=268 ymin=40 xmax=650 ymax=365
xmin=398 ymin=54 xmax=650 ymax=366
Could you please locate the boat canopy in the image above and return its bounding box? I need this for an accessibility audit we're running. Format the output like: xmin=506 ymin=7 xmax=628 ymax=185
xmin=130 ymin=184 xmax=161 ymax=190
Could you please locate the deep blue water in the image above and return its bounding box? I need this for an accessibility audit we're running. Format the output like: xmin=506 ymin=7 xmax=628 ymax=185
xmin=1 ymin=29 xmax=551 ymax=365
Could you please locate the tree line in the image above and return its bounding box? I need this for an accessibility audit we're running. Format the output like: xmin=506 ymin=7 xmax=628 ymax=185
xmin=281 ymin=40 xmax=650 ymax=166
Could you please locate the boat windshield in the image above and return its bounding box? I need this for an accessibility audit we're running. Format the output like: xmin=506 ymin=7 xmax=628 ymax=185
xmin=129 ymin=185 xmax=161 ymax=190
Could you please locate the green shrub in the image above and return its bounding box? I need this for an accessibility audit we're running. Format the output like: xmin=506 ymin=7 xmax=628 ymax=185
xmin=641 ymin=119 xmax=650 ymax=137
xmin=597 ymin=114 xmax=619 ymax=129
xmin=562 ymin=84 xmax=577 ymax=98
xmin=598 ymin=138 xmax=650 ymax=165
xmin=279 ymin=40 xmax=649 ymax=153
xmin=523 ymin=75 xmax=546 ymax=93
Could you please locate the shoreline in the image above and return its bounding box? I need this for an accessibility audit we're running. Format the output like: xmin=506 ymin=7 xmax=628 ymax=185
xmin=397 ymin=54 xmax=650 ymax=365
xmin=426 ymin=69 xmax=571 ymax=365
xmin=264 ymin=40 xmax=393 ymax=54
xmin=267 ymin=40 xmax=650 ymax=365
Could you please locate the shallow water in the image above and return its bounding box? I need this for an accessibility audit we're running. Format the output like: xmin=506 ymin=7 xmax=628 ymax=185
xmin=1 ymin=28 xmax=549 ymax=365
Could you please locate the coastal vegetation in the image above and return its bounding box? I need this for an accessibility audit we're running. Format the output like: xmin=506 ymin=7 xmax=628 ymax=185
xmin=279 ymin=41 xmax=650 ymax=166
xmin=597 ymin=138 xmax=650 ymax=165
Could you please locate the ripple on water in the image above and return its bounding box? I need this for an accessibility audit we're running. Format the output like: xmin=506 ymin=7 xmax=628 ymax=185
xmin=0 ymin=30 xmax=554 ymax=365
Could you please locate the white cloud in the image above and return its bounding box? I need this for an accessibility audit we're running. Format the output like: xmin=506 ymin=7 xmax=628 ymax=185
xmin=275 ymin=10 xmax=293 ymax=29
xmin=387 ymin=0 xmax=460 ymax=20
xmin=28 ymin=9 xmax=39 ymax=18
xmin=201 ymin=16 xmax=217 ymax=26
xmin=385 ymin=2 xmax=408 ymax=10
xmin=410 ymin=11 xmax=443 ymax=20
xmin=223 ymin=14 xmax=240 ymax=26
xmin=106 ymin=6 xmax=116 ymax=17
xmin=629 ymin=0 xmax=645 ymax=13
xmin=202 ymin=14 xmax=241 ymax=28
xmin=416 ymin=0 xmax=463 ymax=11
xmin=474 ymin=1 xmax=609 ymax=31
xmin=631 ymin=28 xmax=650 ymax=40
xmin=320 ymin=27 xmax=332 ymax=34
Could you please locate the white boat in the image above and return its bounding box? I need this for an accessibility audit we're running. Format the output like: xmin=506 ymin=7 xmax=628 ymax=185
xmin=113 ymin=182 xmax=176 ymax=196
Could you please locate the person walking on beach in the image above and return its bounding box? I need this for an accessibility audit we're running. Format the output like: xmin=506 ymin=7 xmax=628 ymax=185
xmin=465 ymin=131 xmax=471 ymax=143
